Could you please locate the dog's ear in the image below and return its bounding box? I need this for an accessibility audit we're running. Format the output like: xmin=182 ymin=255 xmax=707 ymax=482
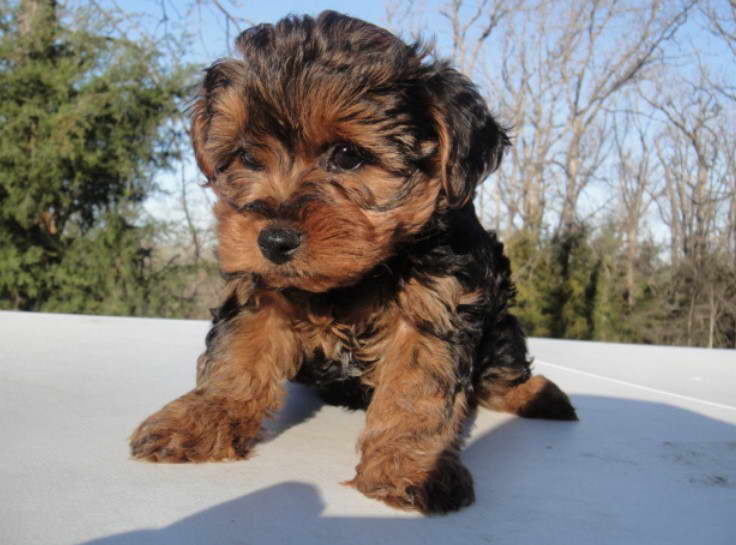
xmin=426 ymin=64 xmax=509 ymax=208
xmin=191 ymin=98 xmax=215 ymax=181
xmin=190 ymin=60 xmax=246 ymax=183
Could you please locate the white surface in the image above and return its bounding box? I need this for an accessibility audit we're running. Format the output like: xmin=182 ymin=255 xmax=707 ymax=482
xmin=1 ymin=310 xmax=734 ymax=545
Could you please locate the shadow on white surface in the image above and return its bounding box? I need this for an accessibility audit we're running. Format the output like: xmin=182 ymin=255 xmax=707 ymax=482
xmin=76 ymin=395 xmax=735 ymax=545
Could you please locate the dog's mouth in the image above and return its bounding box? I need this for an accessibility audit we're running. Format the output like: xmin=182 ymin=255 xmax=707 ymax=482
xmin=259 ymin=270 xmax=337 ymax=294
xmin=258 ymin=256 xmax=374 ymax=294
xmin=222 ymin=194 xmax=404 ymax=294
xmin=254 ymin=220 xmax=381 ymax=292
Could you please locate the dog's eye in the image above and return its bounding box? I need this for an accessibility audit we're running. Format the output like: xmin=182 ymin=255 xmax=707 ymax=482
xmin=329 ymin=144 xmax=364 ymax=171
xmin=239 ymin=149 xmax=263 ymax=171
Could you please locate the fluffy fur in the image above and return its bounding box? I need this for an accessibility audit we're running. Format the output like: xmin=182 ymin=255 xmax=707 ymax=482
xmin=130 ymin=11 xmax=577 ymax=515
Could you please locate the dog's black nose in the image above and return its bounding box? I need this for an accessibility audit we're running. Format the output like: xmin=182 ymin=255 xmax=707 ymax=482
xmin=258 ymin=226 xmax=302 ymax=264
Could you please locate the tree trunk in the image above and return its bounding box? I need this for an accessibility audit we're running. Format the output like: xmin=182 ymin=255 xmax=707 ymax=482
xmin=18 ymin=0 xmax=57 ymax=35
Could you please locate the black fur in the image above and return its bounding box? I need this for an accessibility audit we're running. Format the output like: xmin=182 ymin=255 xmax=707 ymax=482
xmin=184 ymin=12 xmax=576 ymax=515
xmin=205 ymin=201 xmax=531 ymax=413
xmin=199 ymin=11 xmax=508 ymax=212
xmin=200 ymin=12 xmax=526 ymax=409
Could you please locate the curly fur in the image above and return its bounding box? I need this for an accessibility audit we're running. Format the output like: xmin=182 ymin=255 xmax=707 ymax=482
xmin=130 ymin=11 xmax=577 ymax=515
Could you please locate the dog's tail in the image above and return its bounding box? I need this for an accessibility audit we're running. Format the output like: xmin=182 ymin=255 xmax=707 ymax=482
xmin=476 ymin=371 xmax=578 ymax=421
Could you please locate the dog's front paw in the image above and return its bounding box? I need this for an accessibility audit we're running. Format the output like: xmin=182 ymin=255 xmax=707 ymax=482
xmin=130 ymin=391 xmax=258 ymax=463
xmin=417 ymin=455 xmax=476 ymax=514
xmin=348 ymin=453 xmax=475 ymax=515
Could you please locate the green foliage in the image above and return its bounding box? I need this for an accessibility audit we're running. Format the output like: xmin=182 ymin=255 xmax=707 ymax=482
xmin=503 ymin=229 xmax=552 ymax=338
xmin=507 ymin=224 xmax=640 ymax=343
xmin=652 ymin=253 xmax=736 ymax=348
xmin=40 ymin=212 xmax=195 ymax=317
xmin=505 ymin=222 xmax=736 ymax=348
xmin=506 ymin=226 xmax=602 ymax=340
xmin=0 ymin=0 xmax=198 ymax=316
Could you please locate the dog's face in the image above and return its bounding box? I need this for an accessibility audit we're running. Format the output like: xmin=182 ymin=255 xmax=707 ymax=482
xmin=192 ymin=12 xmax=508 ymax=292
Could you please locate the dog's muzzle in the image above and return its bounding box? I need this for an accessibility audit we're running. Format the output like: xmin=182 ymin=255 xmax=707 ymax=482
xmin=258 ymin=226 xmax=302 ymax=264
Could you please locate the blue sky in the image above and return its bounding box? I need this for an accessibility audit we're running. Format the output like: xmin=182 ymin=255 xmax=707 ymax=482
xmin=92 ymin=0 xmax=731 ymax=242
xmin=121 ymin=1 xmax=390 ymax=63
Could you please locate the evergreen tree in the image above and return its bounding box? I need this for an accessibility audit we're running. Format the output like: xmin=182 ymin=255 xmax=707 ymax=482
xmin=0 ymin=0 xmax=195 ymax=315
xmin=507 ymin=224 xmax=631 ymax=343
xmin=505 ymin=228 xmax=555 ymax=338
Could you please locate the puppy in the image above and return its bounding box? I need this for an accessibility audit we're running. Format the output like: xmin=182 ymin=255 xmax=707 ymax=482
xmin=130 ymin=11 xmax=577 ymax=514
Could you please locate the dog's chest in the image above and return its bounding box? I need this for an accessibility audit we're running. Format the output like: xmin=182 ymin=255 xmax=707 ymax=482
xmin=301 ymin=345 xmax=366 ymax=384
xmin=294 ymin=313 xmax=385 ymax=386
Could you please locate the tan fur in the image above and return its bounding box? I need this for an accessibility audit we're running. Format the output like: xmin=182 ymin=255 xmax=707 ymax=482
xmin=347 ymin=318 xmax=470 ymax=511
xmin=399 ymin=276 xmax=481 ymax=335
xmin=195 ymin=81 xmax=446 ymax=293
xmin=477 ymin=373 xmax=576 ymax=420
xmin=190 ymin=99 xmax=214 ymax=179
xmin=130 ymin=282 xmax=301 ymax=462
xmin=131 ymin=14 xmax=576 ymax=514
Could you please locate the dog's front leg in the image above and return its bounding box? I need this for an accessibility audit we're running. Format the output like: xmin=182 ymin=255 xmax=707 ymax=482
xmin=130 ymin=303 xmax=300 ymax=463
xmin=349 ymin=319 xmax=474 ymax=514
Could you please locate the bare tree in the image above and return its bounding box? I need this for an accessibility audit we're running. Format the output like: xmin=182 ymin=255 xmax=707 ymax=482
xmin=647 ymin=80 xmax=728 ymax=265
xmin=645 ymin=71 xmax=736 ymax=346
xmin=425 ymin=0 xmax=697 ymax=237
xmin=612 ymin=114 xmax=658 ymax=307
xmin=439 ymin=0 xmax=511 ymax=76
xmin=702 ymin=0 xmax=736 ymax=59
